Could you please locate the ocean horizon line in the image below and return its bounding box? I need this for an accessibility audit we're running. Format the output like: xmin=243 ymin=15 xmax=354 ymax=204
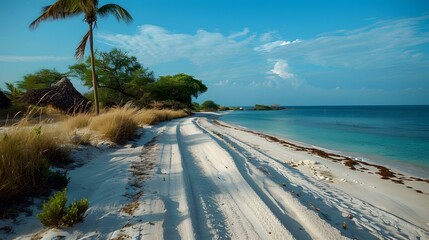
xmin=224 ymin=104 xmax=429 ymax=108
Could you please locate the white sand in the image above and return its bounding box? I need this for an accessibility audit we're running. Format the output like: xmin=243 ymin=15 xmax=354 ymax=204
xmin=1 ymin=113 xmax=428 ymax=239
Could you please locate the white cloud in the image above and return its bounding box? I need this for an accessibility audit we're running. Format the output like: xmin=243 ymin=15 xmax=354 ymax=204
xmin=254 ymin=39 xmax=301 ymax=52
xmin=97 ymin=25 xmax=255 ymax=66
xmin=212 ymin=79 xmax=237 ymax=86
xmin=228 ymin=28 xmax=250 ymax=39
xmin=0 ymin=55 xmax=72 ymax=62
xmin=265 ymin=59 xmax=304 ymax=88
xmin=267 ymin=59 xmax=294 ymax=79
xmin=268 ymin=15 xmax=429 ymax=69
xmin=259 ymin=31 xmax=277 ymax=42
xmin=96 ymin=15 xmax=429 ymax=91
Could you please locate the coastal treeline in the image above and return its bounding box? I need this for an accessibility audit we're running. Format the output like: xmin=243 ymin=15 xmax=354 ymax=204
xmin=0 ymin=48 xmax=207 ymax=115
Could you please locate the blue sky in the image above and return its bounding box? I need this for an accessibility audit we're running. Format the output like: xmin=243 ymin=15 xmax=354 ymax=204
xmin=0 ymin=0 xmax=428 ymax=106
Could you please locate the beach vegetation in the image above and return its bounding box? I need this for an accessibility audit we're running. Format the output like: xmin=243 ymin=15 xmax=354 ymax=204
xmin=79 ymin=132 xmax=93 ymax=145
xmin=4 ymin=49 xmax=207 ymax=113
xmin=30 ymin=0 xmax=133 ymax=115
xmin=134 ymin=109 xmax=188 ymax=125
xmin=38 ymin=188 xmax=89 ymax=227
xmin=69 ymin=48 xmax=155 ymax=107
xmin=0 ymin=83 xmax=27 ymax=118
xmin=192 ymin=102 xmax=201 ymax=110
xmin=0 ymin=105 xmax=189 ymax=218
xmin=69 ymin=49 xmax=207 ymax=110
xmin=148 ymin=100 xmax=188 ymax=110
xmin=89 ymin=104 xmax=138 ymax=145
xmin=17 ymin=69 xmax=64 ymax=92
xmin=150 ymin=74 xmax=207 ymax=107
xmin=0 ymin=124 xmax=70 ymax=217
xmin=3 ymin=83 xmax=23 ymax=102
xmin=193 ymin=100 xmax=234 ymax=111
xmin=63 ymin=114 xmax=92 ymax=131
xmin=201 ymin=100 xmax=220 ymax=111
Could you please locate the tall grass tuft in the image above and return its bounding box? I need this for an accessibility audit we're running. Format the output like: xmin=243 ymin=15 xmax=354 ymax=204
xmin=134 ymin=109 xmax=188 ymax=125
xmin=89 ymin=104 xmax=138 ymax=145
xmin=63 ymin=114 xmax=92 ymax=131
xmin=0 ymin=125 xmax=70 ymax=217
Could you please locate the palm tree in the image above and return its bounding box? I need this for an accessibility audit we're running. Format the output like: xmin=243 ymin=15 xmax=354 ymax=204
xmin=30 ymin=0 xmax=132 ymax=114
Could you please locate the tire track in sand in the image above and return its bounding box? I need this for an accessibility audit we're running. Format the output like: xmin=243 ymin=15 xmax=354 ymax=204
xmin=177 ymin=117 xmax=294 ymax=239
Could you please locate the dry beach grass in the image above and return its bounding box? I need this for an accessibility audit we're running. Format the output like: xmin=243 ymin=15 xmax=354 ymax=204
xmin=0 ymin=105 xmax=189 ymax=218
xmin=0 ymin=123 xmax=70 ymax=217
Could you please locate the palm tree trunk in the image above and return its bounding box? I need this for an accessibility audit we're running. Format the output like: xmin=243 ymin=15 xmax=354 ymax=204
xmin=88 ymin=22 xmax=100 ymax=115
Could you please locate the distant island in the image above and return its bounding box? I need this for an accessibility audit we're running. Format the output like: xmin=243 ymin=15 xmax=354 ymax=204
xmin=192 ymin=101 xmax=286 ymax=112
xmin=252 ymin=104 xmax=286 ymax=110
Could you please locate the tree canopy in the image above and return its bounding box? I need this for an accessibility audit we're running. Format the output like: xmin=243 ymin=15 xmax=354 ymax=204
xmin=151 ymin=74 xmax=207 ymax=107
xmin=69 ymin=49 xmax=155 ymax=106
xmin=12 ymin=49 xmax=208 ymax=110
xmin=201 ymin=100 xmax=219 ymax=111
xmin=17 ymin=69 xmax=64 ymax=92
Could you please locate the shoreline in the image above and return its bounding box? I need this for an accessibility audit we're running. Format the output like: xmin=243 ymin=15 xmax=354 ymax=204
xmin=212 ymin=118 xmax=429 ymax=187
xmin=216 ymin=110 xmax=429 ymax=179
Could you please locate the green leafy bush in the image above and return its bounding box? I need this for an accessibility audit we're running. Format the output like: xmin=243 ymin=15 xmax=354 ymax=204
xmin=38 ymin=189 xmax=67 ymax=227
xmin=62 ymin=198 xmax=89 ymax=226
xmin=38 ymin=189 xmax=89 ymax=227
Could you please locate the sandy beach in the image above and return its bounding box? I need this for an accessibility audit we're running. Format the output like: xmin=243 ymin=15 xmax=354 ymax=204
xmin=1 ymin=112 xmax=428 ymax=239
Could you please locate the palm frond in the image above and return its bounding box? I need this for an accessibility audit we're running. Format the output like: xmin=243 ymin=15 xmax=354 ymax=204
xmin=98 ymin=4 xmax=133 ymax=23
xmin=41 ymin=5 xmax=52 ymax=13
xmin=29 ymin=0 xmax=82 ymax=29
xmin=80 ymin=0 xmax=97 ymax=19
xmin=75 ymin=30 xmax=90 ymax=60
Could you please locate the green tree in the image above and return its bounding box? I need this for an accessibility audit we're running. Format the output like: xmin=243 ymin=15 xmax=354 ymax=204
xmin=201 ymin=100 xmax=219 ymax=111
xmin=4 ymin=83 xmax=24 ymax=102
xmin=192 ymin=102 xmax=201 ymax=111
xmin=69 ymin=49 xmax=155 ymax=106
xmin=30 ymin=0 xmax=133 ymax=115
xmin=151 ymin=74 xmax=207 ymax=107
xmin=17 ymin=69 xmax=63 ymax=92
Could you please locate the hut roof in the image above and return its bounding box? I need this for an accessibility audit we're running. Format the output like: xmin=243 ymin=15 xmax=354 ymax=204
xmin=0 ymin=90 xmax=11 ymax=109
xmin=20 ymin=77 xmax=91 ymax=113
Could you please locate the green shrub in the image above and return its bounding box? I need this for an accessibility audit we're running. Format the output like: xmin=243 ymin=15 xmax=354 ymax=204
xmin=38 ymin=189 xmax=89 ymax=227
xmin=38 ymin=189 xmax=67 ymax=227
xmin=62 ymin=198 xmax=89 ymax=226
xmin=201 ymin=100 xmax=219 ymax=111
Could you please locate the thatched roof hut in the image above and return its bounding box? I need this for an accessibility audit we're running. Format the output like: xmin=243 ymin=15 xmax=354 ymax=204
xmin=0 ymin=90 xmax=11 ymax=109
xmin=20 ymin=77 xmax=91 ymax=113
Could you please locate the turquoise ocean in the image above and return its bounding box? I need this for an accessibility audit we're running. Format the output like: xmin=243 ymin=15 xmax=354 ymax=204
xmin=220 ymin=105 xmax=429 ymax=178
